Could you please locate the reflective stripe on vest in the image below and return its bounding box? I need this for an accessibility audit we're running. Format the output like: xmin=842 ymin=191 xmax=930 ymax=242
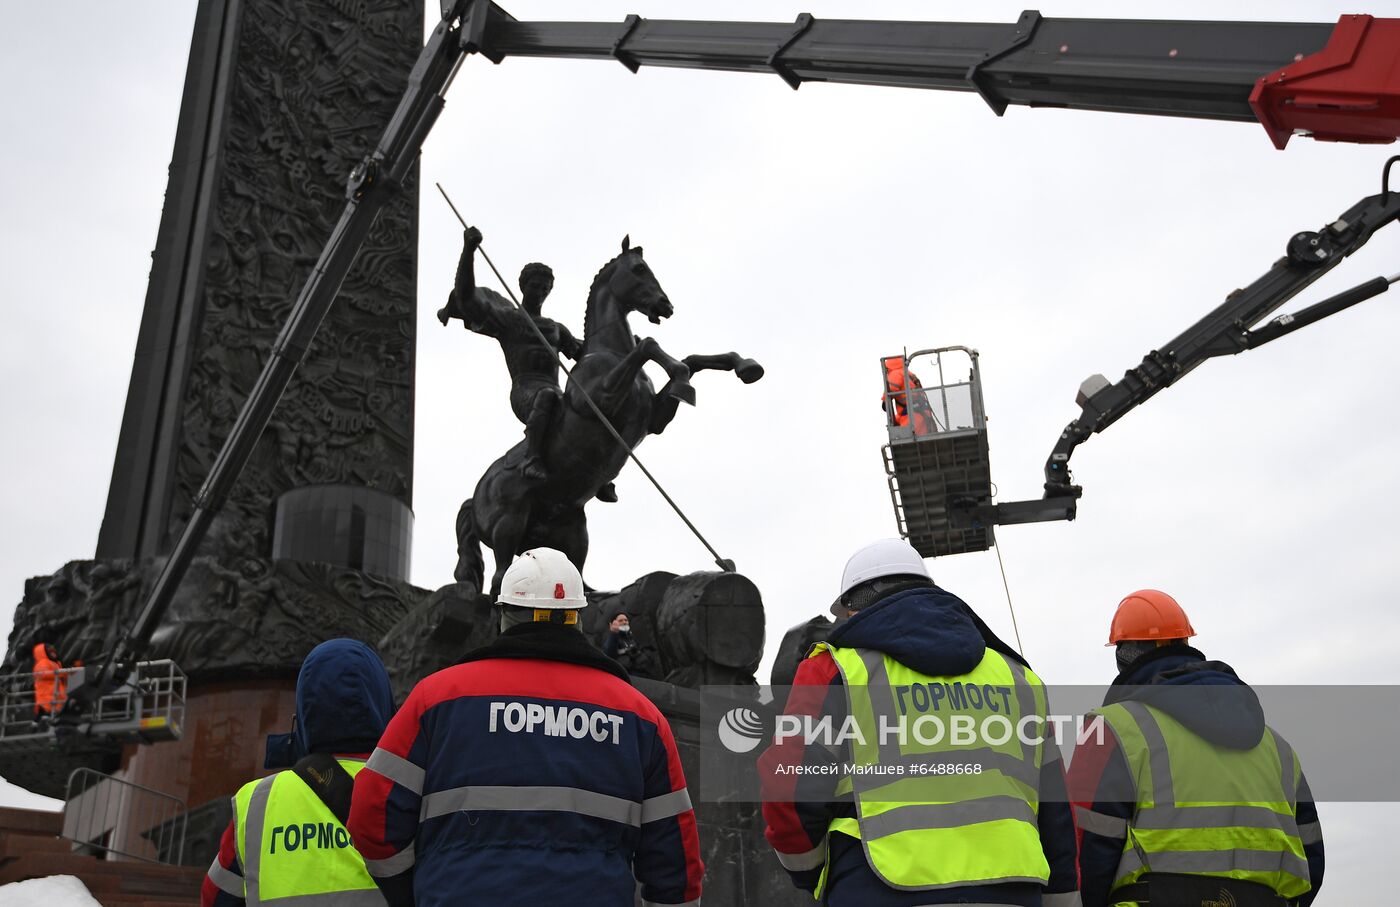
xmin=1095 ymin=701 xmax=1310 ymax=901
xmin=812 ymin=643 xmax=1051 ymax=893
xmin=418 ymin=783 xmax=691 ymax=827
xmin=234 ymin=758 xmax=385 ymax=906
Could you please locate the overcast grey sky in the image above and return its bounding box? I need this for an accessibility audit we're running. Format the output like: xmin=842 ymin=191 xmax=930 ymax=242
xmin=2 ymin=1 xmax=1397 ymax=897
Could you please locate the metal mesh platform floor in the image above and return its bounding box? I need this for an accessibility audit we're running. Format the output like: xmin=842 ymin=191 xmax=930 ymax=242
xmin=885 ymin=429 xmax=995 ymax=557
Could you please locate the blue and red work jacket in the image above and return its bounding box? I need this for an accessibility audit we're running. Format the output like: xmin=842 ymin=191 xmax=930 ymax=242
xmin=348 ymin=621 xmax=703 ymax=907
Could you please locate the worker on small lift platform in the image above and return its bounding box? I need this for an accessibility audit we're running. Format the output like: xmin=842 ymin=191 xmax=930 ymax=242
xmin=881 ymin=356 xmax=934 ymax=436
xmin=31 ymin=642 xmax=66 ymax=722
xmin=1068 ymin=591 xmax=1325 ymax=906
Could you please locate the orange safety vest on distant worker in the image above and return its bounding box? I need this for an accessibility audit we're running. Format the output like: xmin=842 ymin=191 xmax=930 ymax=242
xmin=32 ymin=642 xmax=67 ymax=715
xmin=882 ymin=357 xmax=932 ymax=435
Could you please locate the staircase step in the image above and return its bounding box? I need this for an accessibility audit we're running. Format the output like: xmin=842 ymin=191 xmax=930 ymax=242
xmin=0 ymin=830 xmax=71 ymax=858
xmin=0 ymin=807 xmax=62 ymax=837
xmin=0 ymin=851 xmax=202 ymax=900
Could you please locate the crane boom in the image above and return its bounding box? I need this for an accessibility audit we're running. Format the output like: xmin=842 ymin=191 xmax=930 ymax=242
xmin=487 ymin=15 xmax=1323 ymax=119
xmin=477 ymin=12 xmax=1398 ymax=147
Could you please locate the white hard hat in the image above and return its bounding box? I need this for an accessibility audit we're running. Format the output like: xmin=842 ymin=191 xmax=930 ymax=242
xmin=838 ymin=538 xmax=930 ymax=597
xmin=497 ymin=548 xmax=587 ymax=609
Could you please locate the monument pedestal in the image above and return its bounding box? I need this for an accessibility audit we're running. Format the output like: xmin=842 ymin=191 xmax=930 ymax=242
xmin=116 ymin=679 xmax=297 ymax=865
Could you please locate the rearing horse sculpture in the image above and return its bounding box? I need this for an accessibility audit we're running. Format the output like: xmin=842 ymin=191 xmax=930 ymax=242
xmin=456 ymin=238 xmax=763 ymax=597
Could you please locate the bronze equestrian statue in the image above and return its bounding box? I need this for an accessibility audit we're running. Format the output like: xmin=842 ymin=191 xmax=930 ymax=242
xmin=451 ymin=230 xmax=763 ymax=597
xmin=440 ymin=226 xmax=621 ymax=498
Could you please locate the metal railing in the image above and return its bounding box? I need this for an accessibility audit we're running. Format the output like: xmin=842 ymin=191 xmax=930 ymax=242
xmin=880 ymin=346 xmax=986 ymax=442
xmin=122 ymin=659 xmax=187 ymax=740
xmin=0 ymin=660 xmax=186 ymax=742
xmin=0 ymin=665 xmax=80 ymax=737
xmin=62 ymin=767 xmax=188 ymax=865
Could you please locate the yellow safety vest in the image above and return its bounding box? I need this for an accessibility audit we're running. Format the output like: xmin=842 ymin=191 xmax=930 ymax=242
xmin=812 ymin=643 xmax=1051 ymax=895
xmin=232 ymin=757 xmax=386 ymax=906
xmin=1093 ymin=700 xmax=1311 ymax=904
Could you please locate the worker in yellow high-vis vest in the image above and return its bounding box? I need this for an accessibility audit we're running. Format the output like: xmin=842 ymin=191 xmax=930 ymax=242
xmin=1068 ymin=591 xmax=1325 ymax=907
xmin=759 ymin=538 xmax=1080 ymax=906
xmin=202 ymin=639 xmax=395 ymax=907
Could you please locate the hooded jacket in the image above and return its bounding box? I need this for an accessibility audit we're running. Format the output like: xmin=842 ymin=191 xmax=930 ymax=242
xmin=1067 ymin=645 xmax=1325 ymax=907
xmin=348 ymin=621 xmax=704 ymax=907
xmin=202 ymin=639 xmax=395 ymax=907
xmin=759 ymin=584 xmax=1079 ymax=906
xmin=881 ymin=359 xmax=933 ymax=434
xmin=32 ymin=642 xmax=65 ymax=714
xmin=292 ymin=637 xmax=396 ymax=757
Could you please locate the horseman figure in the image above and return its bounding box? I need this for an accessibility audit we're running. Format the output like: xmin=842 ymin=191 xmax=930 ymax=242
xmin=451 ymin=228 xmax=763 ymax=598
xmin=439 ymin=227 xmax=621 ymax=502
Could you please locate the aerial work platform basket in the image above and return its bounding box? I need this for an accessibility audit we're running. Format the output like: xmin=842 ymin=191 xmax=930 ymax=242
xmin=881 ymin=347 xmax=995 ymax=557
xmin=0 ymin=659 xmax=187 ymax=747
xmin=0 ymin=660 xmax=185 ymax=799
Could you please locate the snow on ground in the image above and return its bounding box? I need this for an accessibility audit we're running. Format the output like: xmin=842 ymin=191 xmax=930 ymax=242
xmin=0 ymin=875 xmax=102 ymax=907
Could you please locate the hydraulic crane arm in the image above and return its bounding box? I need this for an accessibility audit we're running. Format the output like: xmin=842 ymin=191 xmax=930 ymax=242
xmin=474 ymin=10 xmax=1400 ymax=147
xmin=1029 ymin=155 xmax=1400 ymax=515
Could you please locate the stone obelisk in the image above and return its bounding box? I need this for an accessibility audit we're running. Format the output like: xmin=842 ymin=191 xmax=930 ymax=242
xmin=2 ymin=0 xmax=424 ymax=863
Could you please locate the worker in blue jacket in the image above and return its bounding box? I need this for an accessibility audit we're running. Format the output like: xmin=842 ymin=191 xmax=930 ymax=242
xmin=349 ymin=547 xmax=703 ymax=907
xmin=1068 ymin=591 xmax=1324 ymax=907
xmin=203 ymin=638 xmax=395 ymax=907
xmin=759 ymin=539 xmax=1079 ymax=906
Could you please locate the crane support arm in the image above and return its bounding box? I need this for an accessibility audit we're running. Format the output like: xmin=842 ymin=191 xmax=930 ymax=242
xmin=1039 ymin=156 xmax=1400 ymax=504
xmin=476 ymin=11 xmax=1400 ymax=146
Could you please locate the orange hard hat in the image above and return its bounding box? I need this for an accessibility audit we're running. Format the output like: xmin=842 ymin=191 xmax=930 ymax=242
xmin=1106 ymin=589 xmax=1196 ymax=645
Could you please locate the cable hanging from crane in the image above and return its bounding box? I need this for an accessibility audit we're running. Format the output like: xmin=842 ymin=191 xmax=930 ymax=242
xmin=993 ymin=540 xmax=1025 ymax=658
xmin=436 ymin=182 xmax=736 ymax=574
